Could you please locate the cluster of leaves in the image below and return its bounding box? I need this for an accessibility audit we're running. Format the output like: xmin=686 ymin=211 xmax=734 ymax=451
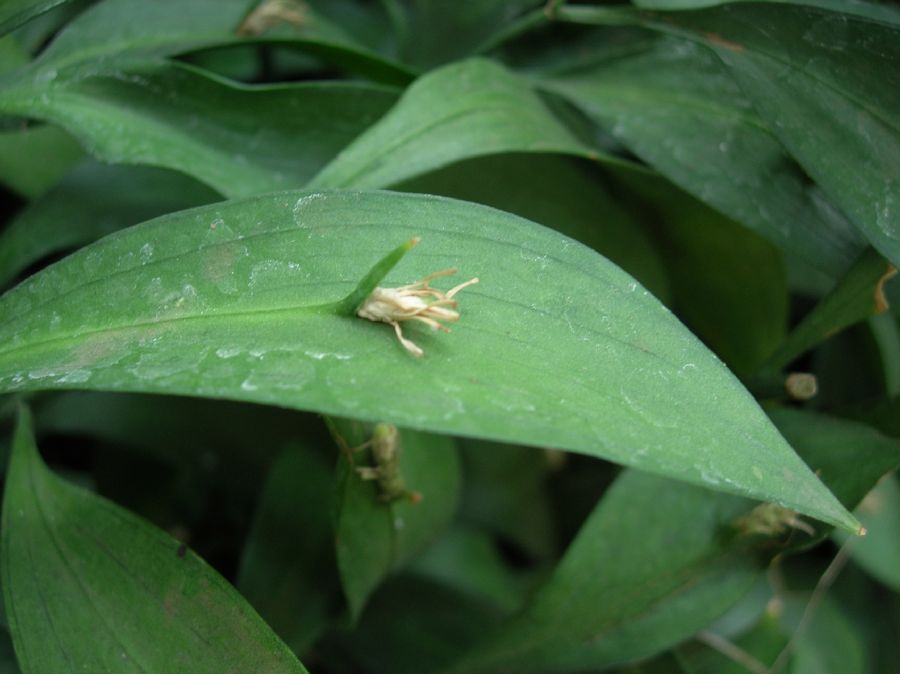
xmin=0 ymin=0 xmax=898 ymax=672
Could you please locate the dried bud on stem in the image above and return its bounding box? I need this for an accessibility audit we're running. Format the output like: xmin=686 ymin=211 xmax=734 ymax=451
xmin=357 ymin=269 xmax=479 ymax=357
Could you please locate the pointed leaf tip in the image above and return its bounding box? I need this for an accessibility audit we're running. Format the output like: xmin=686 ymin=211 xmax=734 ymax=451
xmin=338 ymin=236 xmax=422 ymax=316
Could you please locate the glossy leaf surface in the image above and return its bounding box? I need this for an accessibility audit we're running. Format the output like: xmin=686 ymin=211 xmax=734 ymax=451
xmin=653 ymin=5 xmax=900 ymax=267
xmin=542 ymin=37 xmax=865 ymax=279
xmin=0 ymin=189 xmax=856 ymax=529
xmin=1 ymin=406 xmax=309 ymax=673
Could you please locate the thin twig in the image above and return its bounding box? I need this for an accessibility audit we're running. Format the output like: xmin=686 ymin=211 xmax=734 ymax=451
xmin=768 ymin=539 xmax=854 ymax=673
xmin=696 ymin=629 xmax=770 ymax=674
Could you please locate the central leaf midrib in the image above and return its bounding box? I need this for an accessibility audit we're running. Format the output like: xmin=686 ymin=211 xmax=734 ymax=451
xmin=0 ymin=300 xmax=338 ymax=363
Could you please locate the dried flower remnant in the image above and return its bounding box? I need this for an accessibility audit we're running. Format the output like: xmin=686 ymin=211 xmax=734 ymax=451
xmin=237 ymin=0 xmax=306 ymax=36
xmin=735 ymin=502 xmax=816 ymax=537
xmin=357 ymin=269 xmax=479 ymax=357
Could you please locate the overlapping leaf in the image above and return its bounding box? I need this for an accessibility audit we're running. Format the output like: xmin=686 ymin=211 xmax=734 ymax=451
xmin=0 ymin=189 xmax=857 ymax=529
xmin=649 ymin=5 xmax=900 ymax=268
xmin=0 ymin=162 xmax=219 ymax=289
xmin=309 ymin=58 xmax=620 ymax=190
xmin=0 ymin=0 xmax=73 ymax=36
xmin=331 ymin=419 xmax=460 ymax=620
xmin=237 ymin=445 xmax=341 ymax=653
xmin=0 ymin=63 xmax=399 ymax=197
xmin=445 ymin=469 xmax=761 ymax=673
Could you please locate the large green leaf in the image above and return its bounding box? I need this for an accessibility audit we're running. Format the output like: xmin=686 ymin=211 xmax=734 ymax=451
xmin=445 ymin=469 xmax=761 ymax=673
xmin=330 ymin=418 xmax=460 ymax=620
xmin=641 ymin=4 xmax=900 ymax=267
xmin=541 ymin=36 xmax=865 ymax=279
xmin=0 ymin=162 xmax=220 ymax=289
xmin=0 ymin=62 xmax=399 ymax=197
xmin=308 ymin=58 xmax=621 ymax=190
xmin=0 ymin=189 xmax=857 ymax=530
xmin=1 ymin=405 xmax=308 ymax=673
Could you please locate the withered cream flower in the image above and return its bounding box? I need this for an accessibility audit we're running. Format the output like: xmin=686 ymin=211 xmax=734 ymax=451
xmin=237 ymin=0 xmax=306 ymax=36
xmin=357 ymin=269 xmax=479 ymax=357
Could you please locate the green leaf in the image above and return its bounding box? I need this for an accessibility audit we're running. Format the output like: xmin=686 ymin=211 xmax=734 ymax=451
xmin=0 ymin=125 xmax=82 ymax=199
xmin=780 ymin=596 xmax=866 ymax=674
xmin=0 ymin=162 xmax=220 ymax=289
xmin=870 ymin=313 xmax=900 ymax=397
xmin=308 ymin=58 xmax=621 ymax=190
xmin=0 ymin=62 xmax=400 ymax=197
xmin=445 ymin=469 xmax=761 ymax=673
xmin=1 ymin=405 xmax=309 ymax=673
xmin=760 ymin=248 xmax=897 ymax=375
xmin=397 ymin=153 xmax=670 ymax=304
xmin=0 ymin=36 xmax=28 ymax=76
xmin=770 ymin=407 xmax=900 ymax=513
xmin=13 ymin=0 xmax=251 ymax=69
xmin=617 ymin=173 xmax=787 ymax=376
xmin=237 ymin=444 xmax=341 ymax=653
xmin=0 ymin=189 xmax=858 ymax=530
xmin=35 ymin=391 xmax=309 ymax=496
xmin=1 ymin=0 xmax=412 ymax=84
xmin=457 ymin=439 xmax=557 ymax=560
xmin=410 ymin=524 xmax=536 ymax=613
xmin=0 ymin=628 xmax=20 ymax=674
xmin=834 ymin=475 xmax=900 ymax=591
xmin=631 ymin=0 xmax=900 ymax=24
xmin=330 ymin=419 xmax=460 ymax=619
xmin=0 ymin=0 xmax=73 ymax=37
xmin=388 ymin=0 xmax=543 ymax=69
xmin=646 ymin=4 xmax=900 ymax=268
xmin=541 ymin=35 xmax=866 ymax=279
xmin=324 ymin=574 xmax=506 ymax=674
